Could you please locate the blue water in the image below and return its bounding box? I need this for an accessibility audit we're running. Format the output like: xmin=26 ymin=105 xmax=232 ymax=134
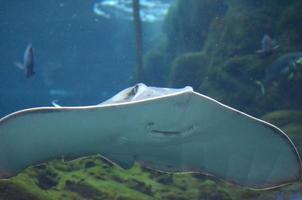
xmin=0 ymin=0 xmax=162 ymax=117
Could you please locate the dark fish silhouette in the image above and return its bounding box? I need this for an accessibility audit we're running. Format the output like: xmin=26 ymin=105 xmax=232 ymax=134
xmin=255 ymin=52 xmax=302 ymax=95
xmin=264 ymin=52 xmax=302 ymax=83
xmin=15 ymin=44 xmax=35 ymax=78
xmin=256 ymin=34 xmax=279 ymax=55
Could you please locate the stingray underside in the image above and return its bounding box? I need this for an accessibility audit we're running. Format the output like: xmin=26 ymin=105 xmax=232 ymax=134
xmin=0 ymin=89 xmax=301 ymax=190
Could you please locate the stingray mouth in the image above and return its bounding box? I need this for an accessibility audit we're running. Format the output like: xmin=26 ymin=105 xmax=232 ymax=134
xmin=150 ymin=129 xmax=181 ymax=136
xmin=146 ymin=122 xmax=197 ymax=137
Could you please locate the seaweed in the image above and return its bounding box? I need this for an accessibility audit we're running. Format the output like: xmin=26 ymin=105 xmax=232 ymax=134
xmin=64 ymin=180 xmax=105 ymax=199
xmin=0 ymin=154 xmax=301 ymax=199
xmin=37 ymin=170 xmax=59 ymax=190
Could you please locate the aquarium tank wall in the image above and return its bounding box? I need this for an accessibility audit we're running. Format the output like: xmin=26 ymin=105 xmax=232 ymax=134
xmin=0 ymin=0 xmax=302 ymax=199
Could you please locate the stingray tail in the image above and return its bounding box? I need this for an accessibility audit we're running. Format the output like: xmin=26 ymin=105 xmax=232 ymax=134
xmin=255 ymin=80 xmax=265 ymax=95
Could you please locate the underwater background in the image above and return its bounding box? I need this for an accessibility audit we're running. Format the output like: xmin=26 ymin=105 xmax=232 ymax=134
xmin=0 ymin=0 xmax=302 ymax=199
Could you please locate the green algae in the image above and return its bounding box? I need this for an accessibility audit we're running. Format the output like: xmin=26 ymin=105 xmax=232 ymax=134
xmin=261 ymin=110 xmax=302 ymax=127
xmin=1 ymin=152 xmax=301 ymax=200
xmin=0 ymin=181 xmax=41 ymax=200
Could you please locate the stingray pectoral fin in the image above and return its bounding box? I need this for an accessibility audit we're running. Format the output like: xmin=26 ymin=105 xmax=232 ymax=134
xmin=0 ymin=105 xmax=139 ymax=179
xmin=172 ymin=92 xmax=302 ymax=189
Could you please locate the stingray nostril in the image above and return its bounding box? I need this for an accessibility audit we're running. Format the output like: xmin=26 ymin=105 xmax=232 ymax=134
xmin=145 ymin=122 xmax=155 ymax=131
xmin=147 ymin=122 xmax=155 ymax=126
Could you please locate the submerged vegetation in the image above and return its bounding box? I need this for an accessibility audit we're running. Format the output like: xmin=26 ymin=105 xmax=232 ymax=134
xmin=1 ymin=154 xmax=301 ymax=200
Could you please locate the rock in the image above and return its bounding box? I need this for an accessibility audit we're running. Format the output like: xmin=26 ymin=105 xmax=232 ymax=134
xmin=85 ymin=161 xmax=96 ymax=169
xmin=36 ymin=170 xmax=59 ymax=190
xmin=169 ymin=52 xmax=209 ymax=89
xmin=65 ymin=180 xmax=105 ymax=199
xmin=261 ymin=110 xmax=302 ymax=127
xmin=0 ymin=181 xmax=40 ymax=200
xmin=126 ymin=179 xmax=153 ymax=195
xmin=156 ymin=174 xmax=174 ymax=185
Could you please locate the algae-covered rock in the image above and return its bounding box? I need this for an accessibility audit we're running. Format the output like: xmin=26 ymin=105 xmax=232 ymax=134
xmin=278 ymin=1 xmax=302 ymax=52
xmin=36 ymin=169 xmax=59 ymax=190
xmin=169 ymin=52 xmax=209 ymax=89
xmin=142 ymin=0 xmax=227 ymax=86
xmin=64 ymin=180 xmax=105 ymax=199
xmin=142 ymin=41 xmax=170 ymax=86
xmin=0 ymin=181 xmax=41 ymax=200
xmin=155 ymin=174 xmax=173 ymax=185
xmin=143 ymin=0 xmax=302 ymax=117
xmin=221 ymin=55 xmax=268 ymax=81
xmin=261 ymin=110 xmax=302 ymax=155
xmin=126 ymin=179 xmax=153 ymax=195
xmin=198 ymin=54 xmax=268 ymax=115
xmin=261 ymin=110 xmax=302 ymax=127
xmin=0 ymin=154 xmax=302 ymax=199
xmin=164 ymin=0 xmax=227 ymax=55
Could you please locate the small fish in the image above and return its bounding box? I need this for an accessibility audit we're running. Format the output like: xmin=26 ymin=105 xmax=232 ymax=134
xmin=15 ymin=44 xmax=35 ymax=78
xmin=264 ymin=52 xmax=302 ymax=83
xmin=255 ymin=52 xmax=302 ymax=95
xmin=255 ymin=34 xmax=279 ymax=55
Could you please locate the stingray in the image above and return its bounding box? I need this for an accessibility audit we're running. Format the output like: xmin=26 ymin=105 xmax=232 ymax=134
xmin=0 ymin=83 xmax=301 ymax=190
